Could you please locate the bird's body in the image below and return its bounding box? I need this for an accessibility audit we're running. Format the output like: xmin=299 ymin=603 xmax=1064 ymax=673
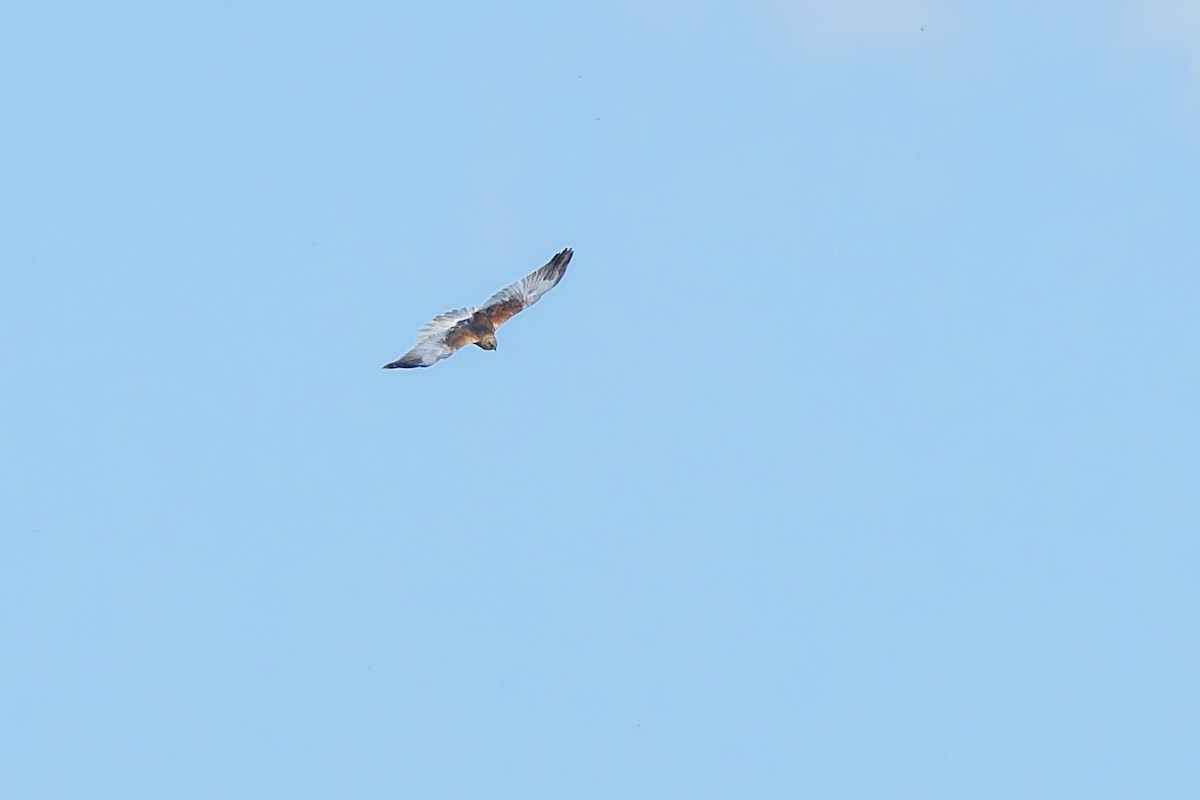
xmin=383 ymin=248 xmax=572 ymax=369
xmin=443 ymin=311 xmax=498 ymax=351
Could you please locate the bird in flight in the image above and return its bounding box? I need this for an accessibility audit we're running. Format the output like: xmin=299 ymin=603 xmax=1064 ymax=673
xmin=383 ymin=247 xmax=573 ymax=369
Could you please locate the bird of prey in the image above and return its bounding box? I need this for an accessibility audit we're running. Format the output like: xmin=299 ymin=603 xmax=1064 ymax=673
xmin=383 ymin=247 xmax=573 ymax=369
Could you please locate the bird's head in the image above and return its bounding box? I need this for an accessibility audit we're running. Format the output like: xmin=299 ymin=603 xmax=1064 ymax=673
xmin=477 ymin=333 xmax=498 ymax=351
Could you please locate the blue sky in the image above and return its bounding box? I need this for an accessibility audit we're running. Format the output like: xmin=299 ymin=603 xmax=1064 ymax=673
xmin=2 ymin=1 xmax=1198 ymax=797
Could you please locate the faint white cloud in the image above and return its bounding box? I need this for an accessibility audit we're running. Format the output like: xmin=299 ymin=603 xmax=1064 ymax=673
xmin=612 ymin=0 xmax=949 ymax=56
xmin=1134 ymin=0 xmax=1200 ymax=82
xmin=769 ymin=0 xmax=947 ymax=56
xmin=1120 ymin=0 xmax=1200 ymax=126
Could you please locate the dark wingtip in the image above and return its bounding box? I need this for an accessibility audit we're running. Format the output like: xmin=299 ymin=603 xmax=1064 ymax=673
xmin=554 ymin=247 xmax=573 ymax=273
xmin=383 ymin=359 xmax=419 ymax=369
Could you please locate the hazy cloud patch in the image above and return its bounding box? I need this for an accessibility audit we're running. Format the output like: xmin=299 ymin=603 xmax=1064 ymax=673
xmin=1134 ymin=1 xmax=1200 ymax=77
xmin=1117 ymin=0 xmax=1200 ymax=126
xmin=770 ymin=0 xmax=948 ymax=56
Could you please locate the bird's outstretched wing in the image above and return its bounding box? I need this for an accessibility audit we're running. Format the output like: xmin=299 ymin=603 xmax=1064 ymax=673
xmin=479 ymin=247 xmax=573 ymax=329
xmin=383 ymin=307 xmax=474 ymax=368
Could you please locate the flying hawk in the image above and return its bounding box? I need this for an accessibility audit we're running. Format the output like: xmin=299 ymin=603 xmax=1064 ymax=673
xmin=383 ymin=247 xmax=573 ymax=369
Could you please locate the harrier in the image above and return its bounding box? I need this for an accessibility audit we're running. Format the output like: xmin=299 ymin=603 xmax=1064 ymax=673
xmin=383 ymin=247 xmax=573 ymax=369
